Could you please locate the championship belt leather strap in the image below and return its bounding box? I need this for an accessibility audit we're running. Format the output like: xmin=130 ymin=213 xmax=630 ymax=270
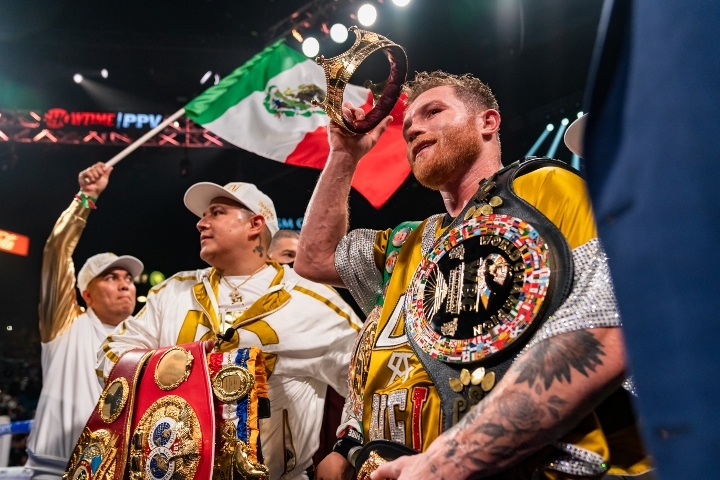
xmin=127 ymin=341 xmax=215 ymax=480
xmin=64 ymin=348 xmax=153 ymax=480
xmin=406 ymin=157 xmax=576 ymax=432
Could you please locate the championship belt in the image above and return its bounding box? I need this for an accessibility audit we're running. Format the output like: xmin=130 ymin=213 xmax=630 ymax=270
xmin=127 ymin=342 xmax=215 ymax=480
xmin=354 ymin=158 xmax=578 ymax=478
xmin=405 ymin=157 xmax=576 ymax=431
xmin=312 ymin=26 xmax=407 ymax=134
xmin=66 ymin=342 xmax=271 ymax=480
xmin=354 ymin=440 xmax=418 ymax=480
xmin=207 ymin=347 xmax=269 ymax=480
xmin=65 ymin=348 xmax=153 ymax=480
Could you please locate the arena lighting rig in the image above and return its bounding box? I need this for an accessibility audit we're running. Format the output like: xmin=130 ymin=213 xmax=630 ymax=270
xmin=265 ymin=0 xmax=412 ymax=57
xmin=526 ymin=113 xmax=582 ymax=170
xmin=0 ymin=109 xmax=229 ymax=149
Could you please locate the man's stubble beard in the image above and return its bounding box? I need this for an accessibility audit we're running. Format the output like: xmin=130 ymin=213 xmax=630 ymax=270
xmin=410 ymin=125 xmax=482 ymax=191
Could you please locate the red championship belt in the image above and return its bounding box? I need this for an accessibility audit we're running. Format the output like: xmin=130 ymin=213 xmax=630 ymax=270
xmin=126 ymin=341 xmax=215 ymax=480
xmin=64 ymin=348 xmax=153 ymax=480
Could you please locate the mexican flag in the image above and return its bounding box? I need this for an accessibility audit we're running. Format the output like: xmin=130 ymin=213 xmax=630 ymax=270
xmin=184 ymin=39 xmax=410 ymax=209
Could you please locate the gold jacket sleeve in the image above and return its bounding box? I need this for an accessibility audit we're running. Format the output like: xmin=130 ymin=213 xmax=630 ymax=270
xmin=39 ymin=198 xmax=91 ymax=343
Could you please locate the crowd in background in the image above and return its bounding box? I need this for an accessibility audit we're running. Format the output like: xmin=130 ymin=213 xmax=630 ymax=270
xmin=1 ymin=357 xmax=41 ymax=466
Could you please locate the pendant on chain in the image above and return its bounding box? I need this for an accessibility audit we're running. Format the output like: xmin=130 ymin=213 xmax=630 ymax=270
xmin=230 ymin=289 xmax=243 ymax=304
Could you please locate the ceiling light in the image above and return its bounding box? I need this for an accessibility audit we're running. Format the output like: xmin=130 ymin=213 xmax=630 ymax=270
xmin=392 ymin=0 xmax=412 ymax=6
xmin=330 ymin=23 xmax=349 ymax=43
xmin=561 ymin=118 xmax=569 ymax=126
xmin=358 ymin=4 xmax=377 ymax=26
xmin=73 ymin=73 xmax=83 ymax=84
xmin=546 ymin=124 xmax=554 ymax=132
xmin=200 ymin=70 xmax=212 ymax=85
xmin=100 ymin=69 xmax=108 ymax=79
xmin=291 ymin=29 xmax=304 ymax=43
xmin=302 ymin=37 xmax=320 ymax=57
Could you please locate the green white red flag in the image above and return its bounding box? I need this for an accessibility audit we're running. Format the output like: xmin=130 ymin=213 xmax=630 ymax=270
xmin=184 ymin=39 xmax=410 ymax=208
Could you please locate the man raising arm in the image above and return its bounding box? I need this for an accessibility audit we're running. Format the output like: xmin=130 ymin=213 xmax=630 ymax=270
xmin=295 ymin=110 xmax=393 ymax=287
xmin=26 ymin=163 xmax=143 ymax=479
xmin=298 ymin=72 xmax=649 ymax=479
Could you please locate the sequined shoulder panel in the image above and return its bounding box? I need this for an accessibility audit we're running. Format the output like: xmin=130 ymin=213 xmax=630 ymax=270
xmin=421 ymin=214 xmax=444 ymax=257
xmin=335 ymin=229 xmax=384 ymax=315
xmin=524 ymin=237 xmax=621 ymax=349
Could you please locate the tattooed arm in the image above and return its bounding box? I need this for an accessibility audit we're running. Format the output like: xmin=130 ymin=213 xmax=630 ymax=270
xmin=371 ymin=327 xmax=627 ymax=480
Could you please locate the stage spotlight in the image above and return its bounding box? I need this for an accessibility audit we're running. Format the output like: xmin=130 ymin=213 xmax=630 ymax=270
xmin=392 ymin=0 xmax=412 ymax=6
xmin=547 ymin=120 xmax=570 ymax=158
xmin=577 ymin=111 xmax=584 ymax=118
xmin=528 ymin=125 xmax=552 ymax=156
xmin=214 ymin=73 xmax=220 ymax=85
xmin=330 ymin=23 xmax=348 ymax=43
xmin=200 ymin=70 xmax=212 ymax=85
xmin=358 ymin=4 xmax=377 ymax=26
xmin=571 ymin=154 xmax=581 ymax=170
xmin=302 ymin=37 xmax=320 ymax=57
xmin=73 ymin=73 xmax=83 ymax=84
xmin=100 ymin=69 xmax=108 ymax=79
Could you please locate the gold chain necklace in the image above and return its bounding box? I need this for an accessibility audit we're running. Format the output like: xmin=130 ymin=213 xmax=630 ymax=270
xmin=221 ymin=264 xmax=268 ymax=305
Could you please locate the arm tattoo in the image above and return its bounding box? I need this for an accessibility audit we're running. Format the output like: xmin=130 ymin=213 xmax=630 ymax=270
xmin=514 ymin=330 xmax=606 ymax=390
xmin=434 ymin=331 xmax=607 ymax=474
xmin=497 ymin=391 xmax=545 ymax=432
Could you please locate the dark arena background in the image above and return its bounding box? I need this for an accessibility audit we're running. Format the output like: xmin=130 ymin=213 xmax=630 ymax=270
xmin=0 ymin=0 xmax=602 ymax=466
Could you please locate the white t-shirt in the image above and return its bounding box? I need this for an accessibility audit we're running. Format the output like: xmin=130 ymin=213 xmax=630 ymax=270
xmin=25 ymin=309 xmax=118 ymax=479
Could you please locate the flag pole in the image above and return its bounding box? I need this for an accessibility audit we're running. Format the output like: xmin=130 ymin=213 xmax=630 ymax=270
xmin=105 ymin=108 xmax=186 ymax=167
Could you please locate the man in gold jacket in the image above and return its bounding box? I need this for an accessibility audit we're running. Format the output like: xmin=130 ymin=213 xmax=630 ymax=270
xmin=295 ymin=72 xmax=650 ymax=479
xmin=26 ymin=163 xmax=143 ymax=479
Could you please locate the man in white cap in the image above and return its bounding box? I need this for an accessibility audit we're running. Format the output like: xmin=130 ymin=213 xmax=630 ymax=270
xmin=26 ymin=162 xmax=143 ymax=479
xmin=564 ymin=113 xmax=587 ymax=158
xmin=97 ymin=181 xmax=361 ymax=480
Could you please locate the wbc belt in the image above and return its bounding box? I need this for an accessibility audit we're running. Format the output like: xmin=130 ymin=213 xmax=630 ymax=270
xmin=356 ymin=158 xmax=577 ymax=477
xmin=64 ymin=348 xmax=152 ymax=480
xmin=126 ymin=341 xmax=215 ymax=480
xmin=405 ymin=157 xmax=576 ymax=431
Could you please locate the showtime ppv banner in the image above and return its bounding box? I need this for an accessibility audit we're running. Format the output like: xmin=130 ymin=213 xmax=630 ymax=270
xmin=0 ymin=108 xmax=230 ymax=148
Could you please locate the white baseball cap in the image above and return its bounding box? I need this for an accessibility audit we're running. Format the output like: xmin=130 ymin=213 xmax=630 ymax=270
xmin=77 ymin=253 xmax=144 ymax=292
xmin=564 ymin=113 xmax=588 ymax=158
xmin=183 ymin=182 xmax=279 ymax=236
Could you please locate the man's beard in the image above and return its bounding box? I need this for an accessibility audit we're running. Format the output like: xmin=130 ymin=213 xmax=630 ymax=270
xmin=410 ymin=125 xmax=481 ymax=191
